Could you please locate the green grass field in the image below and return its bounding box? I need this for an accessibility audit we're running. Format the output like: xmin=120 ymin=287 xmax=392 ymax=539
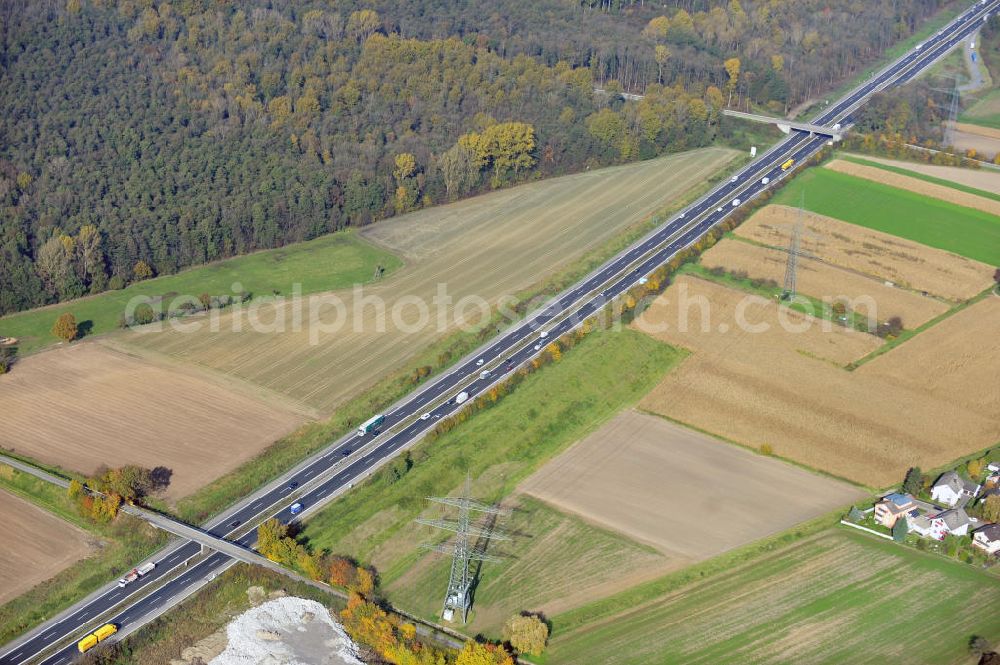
xmin=546 ymin=527 xmax=1000 ymax=664
xmin=0 ymin=231 xmax=401 ymax=355
xmin=773 ymin=168 xmax=1000 ymax=265
xmin=297 ymin=328 xmax=684 ymax=621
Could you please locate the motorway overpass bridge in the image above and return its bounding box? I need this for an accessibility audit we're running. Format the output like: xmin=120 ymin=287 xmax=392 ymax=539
xmin=722 ymin=109 xmax=847 ymax=140
xmin=0 ymin=455 xmax=325 ymax=591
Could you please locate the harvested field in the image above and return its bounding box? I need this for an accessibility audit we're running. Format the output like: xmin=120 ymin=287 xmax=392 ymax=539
xmin=121 ymin=148 xmax=737 ymax=414
xmin=546 ymin=528 xmax=1000 ymax=665
xmin=858 ymin=297 xmax=1000 ymax=413
xmin=0 ymin=490 xmax=95 ymax=605
xmin=736 ymin=205 xmax=995 ymax=301
xmin=0 ymin=343 xmax=306 ymax=500
xmin=825 ymin=158 xmax=1000 ymax=217
xmin=846 ymin=153 xmax=1000 ymax=192
xmin=520 ymin=410 xmax=862 ymax=559
xmin=387 ymin=495 xmax=676 ymax=634
xmin=700 ymin=239 xmax=949 ymax=328
xmin=634 ymin=276 xmax=1000 ymax=488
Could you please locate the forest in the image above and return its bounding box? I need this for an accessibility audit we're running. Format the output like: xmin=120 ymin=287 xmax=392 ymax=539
xmin=0 ymin=0 xmax=953 ymax=315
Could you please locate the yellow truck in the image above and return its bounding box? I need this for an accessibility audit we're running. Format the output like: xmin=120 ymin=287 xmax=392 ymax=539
xmin=77 ymin=623 xmax=118 ymax=653
xmin=781 ymin=158 xmax=795 ymax=171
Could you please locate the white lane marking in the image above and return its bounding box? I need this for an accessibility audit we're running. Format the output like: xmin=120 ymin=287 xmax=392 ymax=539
xmin=304 ymin=469 xmax=315 ymax=478
xmin=317 ymin=489 xmax=328 ymax=498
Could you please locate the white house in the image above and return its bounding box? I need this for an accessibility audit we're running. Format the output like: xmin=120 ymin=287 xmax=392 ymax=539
xmin=907 ymin=508 xmax=971 ymax=540
xmin=972 ymin=524 xmax=1000 ymax=556
xmin=930 ymin=471 xmax=980 ymax=507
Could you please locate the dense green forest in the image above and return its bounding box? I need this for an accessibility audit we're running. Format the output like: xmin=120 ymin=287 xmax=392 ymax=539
xmin=0 ymin=0 xmax=952 ymax=316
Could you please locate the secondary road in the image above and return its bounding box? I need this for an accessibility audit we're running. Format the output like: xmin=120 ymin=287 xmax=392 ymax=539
xmin=3 ymin=2 xmax=996 ymax=662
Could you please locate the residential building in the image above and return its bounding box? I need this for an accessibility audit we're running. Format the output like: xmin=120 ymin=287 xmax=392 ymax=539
xmin=972 ymin=524 xmax=1000 ymax=556
xmin=907 ymin=508 xmax=971 ymax=540
xmin=930 ymin=471 xmax=980 ymax=507
xmin=874 ymin=493 xmax=917 ymax=527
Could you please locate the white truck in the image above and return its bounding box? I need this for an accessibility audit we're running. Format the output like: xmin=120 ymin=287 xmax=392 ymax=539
xmin=761 ymin=177 xmax=770 ymax=185
xmin=118 ymin=562 xmax=156 ymax=588
xmin=455 ymin=391 xmax=469 ymax=404
xmin=732 ymin=198 xmax=741 ymax=207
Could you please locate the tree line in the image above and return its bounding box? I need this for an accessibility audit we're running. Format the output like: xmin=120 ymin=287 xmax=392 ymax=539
xmin=0 ymin=0 xmax=947 ymax=317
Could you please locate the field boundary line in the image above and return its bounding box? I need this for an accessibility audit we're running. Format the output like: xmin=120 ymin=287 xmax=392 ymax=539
xmin=839 ymin=520 xmax=893 ymax=540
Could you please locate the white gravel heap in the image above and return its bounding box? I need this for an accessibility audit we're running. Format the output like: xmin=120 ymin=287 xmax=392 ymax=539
xmin=209 ymin=597 xmax=364 ymax=665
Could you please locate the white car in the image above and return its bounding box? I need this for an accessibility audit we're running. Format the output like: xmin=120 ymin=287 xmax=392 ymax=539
xmin=420 ymin=412 xmax=430 ymax=420
xmin=730 ymin=176 xmax=738 ymax=183
xmin=476 ymin=358 xmax=484 ymax=366
xmin=539 ymin=330 xmax=548 ymax=338
xmin=679 ymin=212 xmax=685 ymax=218
xmin=479 ymin=370 xmax=490 ymax=380
xmin=716 ymin=206 xmax=723 ymax=212
xmin=534 ymin=343 xmax=542 ymax=350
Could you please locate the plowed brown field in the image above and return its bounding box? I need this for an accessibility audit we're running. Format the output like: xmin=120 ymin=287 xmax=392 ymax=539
xmin=0 ymin=489 xmax=94 ymax=604
xmin=520 ymin=410 xmax=863 ymax=558
xmin=700 ymin=239 xmax=949 ymax=328
xmin=0 ymin=344 xmax=306 ymax=499
xmin=735 ymin=205 xmax=995 ymax=301
xmin=633 ymin=276 xmax=1000 ymax=488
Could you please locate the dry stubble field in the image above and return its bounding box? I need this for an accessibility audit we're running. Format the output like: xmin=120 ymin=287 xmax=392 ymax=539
xmin=700 ymin=238 xmax=950 ymax=328
xmin=120 ymin=148 xmax=737 ymax=414
xmin=0 ymin=489 xmax=95 ymax=604
xmin=851 ymin=154 xmax=1000 ymax=191
xmin=634 ymin=275 xmax=1000 ymax=488
xmin=735 ymin=205 xmax=995 ymax=301
xmin=0 ymin=344 xmax=306 ymax=499
xmin=825 ymin=159 xmax=1000 ymax=216
xmin=520 ymin=410 xmax=863 ymax=559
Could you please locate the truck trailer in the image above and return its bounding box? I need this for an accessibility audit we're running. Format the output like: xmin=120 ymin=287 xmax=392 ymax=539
xmin=357 ymin=414 xmax=385 ymax=436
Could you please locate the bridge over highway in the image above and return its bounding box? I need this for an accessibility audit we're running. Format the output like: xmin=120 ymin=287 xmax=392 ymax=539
xmin=722 ymin=109 xmax=846 ymax=139
xmin=0 ymin=455 xmax=325 ymax=591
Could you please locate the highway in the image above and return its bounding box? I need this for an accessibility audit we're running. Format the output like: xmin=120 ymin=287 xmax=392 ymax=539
xmin=2 ymin=2 xmax=996 ymax=662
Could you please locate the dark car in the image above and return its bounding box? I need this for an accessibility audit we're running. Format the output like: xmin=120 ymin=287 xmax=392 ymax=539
xmin=287 ymin=481 xmax=299 ymax=489
xmin=229 ymin=520 xmax=241 ymax=528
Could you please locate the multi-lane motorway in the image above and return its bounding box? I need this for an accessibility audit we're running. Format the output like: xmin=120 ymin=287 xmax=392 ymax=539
xmin=3 ymin=2 xmax=996 ymax=662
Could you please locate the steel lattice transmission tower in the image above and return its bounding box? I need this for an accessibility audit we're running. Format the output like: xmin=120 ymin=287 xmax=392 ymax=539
xmin=781 ymin=208 xmax=804 ymax=301
xmin=417 ymin=474 xmax=510 ymax=623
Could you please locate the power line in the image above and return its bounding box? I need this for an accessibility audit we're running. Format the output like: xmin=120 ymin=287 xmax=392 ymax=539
xmin=416 ymin=473 xmax=510 ymax=623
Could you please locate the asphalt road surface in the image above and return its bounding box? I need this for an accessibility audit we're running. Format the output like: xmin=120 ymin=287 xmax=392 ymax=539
xmin=3 ymin=2 xmax=996 ymax=662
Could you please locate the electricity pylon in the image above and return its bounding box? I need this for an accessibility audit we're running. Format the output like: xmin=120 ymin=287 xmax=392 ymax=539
xmin=417 ymin=474 xmax=510 ymax=623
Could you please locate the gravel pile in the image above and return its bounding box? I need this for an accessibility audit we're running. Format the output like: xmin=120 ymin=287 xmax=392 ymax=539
xmin=209 ymin=597 xmax=364 ymax=665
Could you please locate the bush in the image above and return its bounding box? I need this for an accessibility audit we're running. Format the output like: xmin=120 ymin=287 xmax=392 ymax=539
xmin=502 ymin=613 xmax=549 ymax=656
xmin=760 ymin=443 xmax=774 ymax=456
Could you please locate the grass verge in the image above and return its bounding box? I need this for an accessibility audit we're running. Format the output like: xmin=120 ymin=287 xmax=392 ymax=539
xmin=299 ymin=328 xmax=684 ymax=558
xmin=772 ymin=167 xmax=1000 ymax=264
